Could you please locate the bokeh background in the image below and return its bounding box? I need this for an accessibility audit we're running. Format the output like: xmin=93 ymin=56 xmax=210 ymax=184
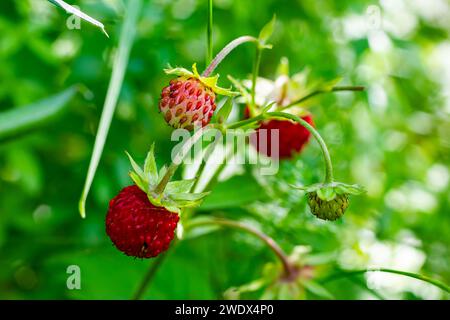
xmin=0 ymin=0 xmax=449 ymax=299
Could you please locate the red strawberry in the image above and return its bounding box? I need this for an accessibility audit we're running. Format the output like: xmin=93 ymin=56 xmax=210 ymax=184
xmin=106 ymin=185 xmax=179 ymax=258
xmin=245 ymin=107 xmax=314 ymax=159
xmin=159 ymin=77 xmax=217 ymax=130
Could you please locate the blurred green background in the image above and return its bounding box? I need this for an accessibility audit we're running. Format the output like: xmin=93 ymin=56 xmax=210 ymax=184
xmin=0 ymin=0 xmax=449 ymax=299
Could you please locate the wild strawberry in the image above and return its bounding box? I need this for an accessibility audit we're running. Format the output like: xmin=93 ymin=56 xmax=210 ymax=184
xmin=105 ymin=144 xmax=209 ymax=258
xmin=307 ymin=192 xmax=349 ymax=221
xmin=159 ymin=64 xmax=237 ymax=130
xmin=106 ymin=185 xmax=179 ymax=258
xmin=293 ymin=182 xmax=365 ymax=221
xmin=159 ymin=77 xmax=217 ymax=130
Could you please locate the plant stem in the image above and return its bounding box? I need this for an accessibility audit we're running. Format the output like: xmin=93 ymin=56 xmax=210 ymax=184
xmin=132 ymin=252 xmax=169 ymax=300
xmin=206 ymin=0 xmax=213 ymax=65
xmin=227 ymin=113 xmax=265 ymax=129
xmin=268 ymin=111 xmax=333 ymax=182
xmin=321 ymin=268 xmax=450 ymax=294
xmin=203 ymin=161 xmax=227 ymax=192
xmin=186 ymin=218 xmax=296 ymax=278
xmin=154 ymin=162 xmax=178 ymax=195
xmin=199 ymin=141 xmax=237 ymax=192
xmin=191 ymin=134 xmax=222 ymax=192
xmin=279 ymin=85 xmax=365 ymax=111
xmin=154 ymin=127 xmax=207 ymax=195
xmin=250 ymin=47 xmax=262 ymax=111
xmin=202 ymin=36 xmax=257 ymax=77
xmin=227 ymin=112 xmax=334 ymax=183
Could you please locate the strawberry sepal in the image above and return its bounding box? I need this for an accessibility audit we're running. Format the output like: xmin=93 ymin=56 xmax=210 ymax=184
xmin=126 ymin=144 xmax=209 ymax=214
xmin=164 ymin=63 xmax=239 ymax=97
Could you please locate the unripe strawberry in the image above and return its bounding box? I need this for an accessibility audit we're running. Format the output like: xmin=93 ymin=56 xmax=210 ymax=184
xmin=307 ymin=192 xmax=349 ymax=221
xmin=159 ymin=77 xmax=217 ymax=130
xmin=106 ymin=185 xmax=179 ymax=258
xmin=159 ymin=64 xmax=237 ymax=130
xmin=293 ymin=182 xmax=364 ymax=222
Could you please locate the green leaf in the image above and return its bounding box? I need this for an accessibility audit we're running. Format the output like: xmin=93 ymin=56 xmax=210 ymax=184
xmin=183 ymin=224 xmax=221 ymax=241
xmin=227 ymin=75 xmax=251 ymax=101
xmin=78 ymin=0 xmax=142 ymax=218
xmin=258 ymin=15 xmax=276 ymax=44
xmin=261 ymin=101 xmax=277 ymax=113
xmin=276 ymin=57 xmax=289 ymax=77
xmin=47 ymin=0 xmax=109 ymax=37
xmin=143 ymin=143 xmax=158 ymax=185
xmin=163 ymin=66 xmax=193 ymax=77
xmin=170 ymin=192 xmax=210 ymax=202
xmin=317 ymin=187 xmax=336 ymax=201
xmin=167 ymin=199 xmax=203 ymax=209
xmin=159 ymin=165 xmax=168 ymax=179
xmin=166 ymin=179 xmax=197 ymax=194
xmin=129 ymin=172 xmax=146 ymax=192
xmin=167 ymin=64 xmax=238 ymax=96
xmin=322 ymin=268 xmax=450 ymax=294
xmin=125 ymin=151 xmax=144 ymax=178
xmin=304 ymin=281 xmax=335 ymax=300
xmin=290 ymin=182 xmax=322 ymax=193
xmin=0 ymin=86 xmax=78 ymax=141
xmin=216 ymin=97 xmax=233 ymax=123
xmin=317 ymin=77 xmax=342 ymax=92
xmin=200 ymin=175 xmax=266 ymax=210
xmin=335 ymin=183 xmax=366 ymax=195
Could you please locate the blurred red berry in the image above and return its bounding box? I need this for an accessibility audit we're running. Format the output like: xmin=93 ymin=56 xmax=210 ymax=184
xmin=245 ymin=107 xmax=314 ymax=159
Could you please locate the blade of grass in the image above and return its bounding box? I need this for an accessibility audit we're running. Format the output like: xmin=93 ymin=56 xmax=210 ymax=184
xmin=78 ymin=0 xmax=142 ymax=218
xmin=0 ymin=86 xmax=78 ymax=141
xmin=47 ymin=0 xmax=109 ymax=37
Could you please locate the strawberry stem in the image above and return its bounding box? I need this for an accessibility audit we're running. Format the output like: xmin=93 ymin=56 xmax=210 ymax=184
xmin=269 ymin=111 xmax=334 ymax=183
xmin=206 ymin=0 xmax=213 ymax=65
xmin=154 ymin=127 xmax=208 ymax=195
xmin=132 ymin=251 xmax=170 ymax=300
xmin=250 ymin=46 xmax=262 ymax=114
xmin=227 ymin=112 xmax=334 ymax=183
xmin=186 ymin=218 xmax=297 ymax=279
xmin=202 ymin=36 xmax=257 ymax=77
xmin=279 ymin=85 xmax=365 ymax=111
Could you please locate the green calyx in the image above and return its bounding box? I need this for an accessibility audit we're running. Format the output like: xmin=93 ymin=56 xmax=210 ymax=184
xmin=294 ymin=182 xmax=365 ymax=200
xmin=126 ymin=144 xmax=209 ymax=214
xmin=293 ymin=182 xmax=365 ymax=221
xmin=164 ymin=63 xmax=239 ymax=97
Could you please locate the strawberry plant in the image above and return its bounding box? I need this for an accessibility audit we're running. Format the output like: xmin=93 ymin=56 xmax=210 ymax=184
xmin=76 ymin=3 xmax=447 ymax=300
xmin=1 ymin=0 xmax=449 ymax=301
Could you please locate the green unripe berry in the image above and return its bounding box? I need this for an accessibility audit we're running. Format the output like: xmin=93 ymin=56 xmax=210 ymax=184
xmin=307 ymin=192 xmax=349 ymax=221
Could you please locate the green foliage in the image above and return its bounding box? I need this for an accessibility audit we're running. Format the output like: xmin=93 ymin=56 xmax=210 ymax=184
xmin=0 ymin=0 xmax=449 ymax=300
xmin=0 ymin=87 xmax=77 ymax=141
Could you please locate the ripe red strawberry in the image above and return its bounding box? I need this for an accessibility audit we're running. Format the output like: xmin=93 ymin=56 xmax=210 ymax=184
xmin=245 ymin=107 xmax=314 ymax=159
xmin=159 ymin=77 xmax=216 ymax=130
xmin=106 ymin=145 xmax=209 ymax=259
xmin=106 ymin=185 xmax=179 ymax=258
